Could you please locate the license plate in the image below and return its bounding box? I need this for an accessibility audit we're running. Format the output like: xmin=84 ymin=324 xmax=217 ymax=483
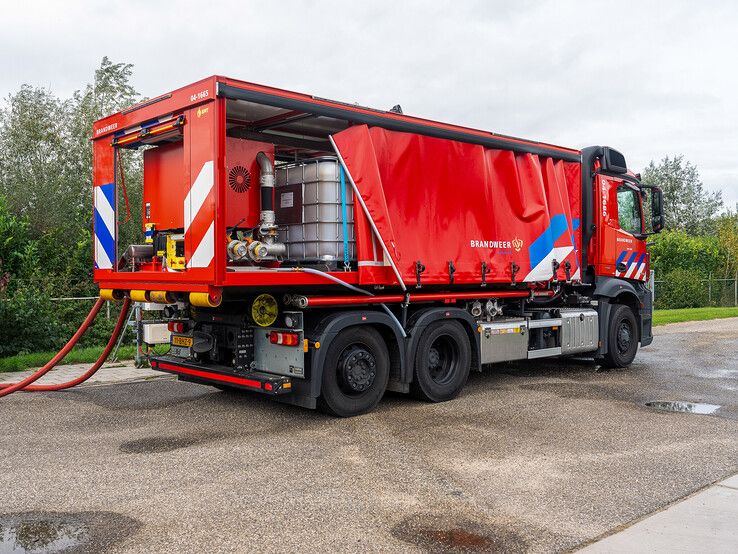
xmin=172 ymin=335 xmax=193 ymax=347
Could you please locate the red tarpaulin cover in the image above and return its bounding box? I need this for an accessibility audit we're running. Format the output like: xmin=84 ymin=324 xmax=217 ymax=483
xmin=333 ymin=125 xmax=582 ymax=287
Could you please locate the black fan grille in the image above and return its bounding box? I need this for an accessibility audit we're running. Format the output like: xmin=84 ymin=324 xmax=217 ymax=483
xmin=228 ymin=166 xmax=251 ymax=193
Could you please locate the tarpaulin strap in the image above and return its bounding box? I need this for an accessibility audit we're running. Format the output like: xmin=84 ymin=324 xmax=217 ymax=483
xmin=339 ymin=164 xmax=350 ymax=270
xmin=116 ymin=149 xmax=131 ymax=224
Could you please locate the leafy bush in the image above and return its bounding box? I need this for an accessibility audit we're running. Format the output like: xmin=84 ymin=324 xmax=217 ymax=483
xmin=655 ymin=268 xmax=708 ymax=309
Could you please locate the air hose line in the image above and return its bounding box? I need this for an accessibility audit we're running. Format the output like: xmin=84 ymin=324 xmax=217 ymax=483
xmin=0 ymin=297 xmax=131 ymax=397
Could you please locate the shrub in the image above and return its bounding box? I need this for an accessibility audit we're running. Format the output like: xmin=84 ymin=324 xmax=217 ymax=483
xmin=656 ymin=268 xmax=708 ymax=309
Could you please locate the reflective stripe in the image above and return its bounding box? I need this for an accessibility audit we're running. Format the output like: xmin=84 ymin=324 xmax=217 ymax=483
xmin=184 ymin=161 xmax=214 ymax=233
xmin=94 ymin=183 xmax=116 ymax=269
xmin=187 ymin=221 xmax=215 ymax=268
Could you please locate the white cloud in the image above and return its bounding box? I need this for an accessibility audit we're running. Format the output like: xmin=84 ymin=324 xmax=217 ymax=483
xmin=2 ymin=0 xmax=736 ymax=206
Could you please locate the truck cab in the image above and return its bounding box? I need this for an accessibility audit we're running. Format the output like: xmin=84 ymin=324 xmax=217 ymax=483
xmin=582 ymin=146 xmax=664 ymax=367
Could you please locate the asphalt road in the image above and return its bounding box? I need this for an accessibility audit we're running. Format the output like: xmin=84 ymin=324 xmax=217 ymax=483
xmin=1 ymin=318 xmax=737 ymax=553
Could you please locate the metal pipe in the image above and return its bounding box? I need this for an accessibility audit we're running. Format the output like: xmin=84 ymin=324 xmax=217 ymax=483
xmin=256 ymin=151 xmax=275 ymax=214
xmin=296 ymin=289 xmax=539 ymax=307
xmin=275 ymin=267 xmax=406 ymax=337
xmin=329 ymin=135 xmax=407 ymax=292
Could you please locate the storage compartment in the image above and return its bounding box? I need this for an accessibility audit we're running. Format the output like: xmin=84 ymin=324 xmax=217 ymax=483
xmin=479 ymin=319 xmax=528 ymax=364
xmin=275 ymin=157 xmax=355 ymax=263
xmin=560 ymin=309 xmax=598 ymax=354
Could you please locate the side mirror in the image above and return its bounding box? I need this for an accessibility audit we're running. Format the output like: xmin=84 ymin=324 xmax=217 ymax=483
xmin=602 ymin=147 xmax=628 ymax=174
xmin=641 ymin=185 xmax=664 ymax=233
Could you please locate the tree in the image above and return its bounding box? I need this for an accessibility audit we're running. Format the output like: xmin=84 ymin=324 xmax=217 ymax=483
xmin=0 ymin=57 xmax=141 ymax=356
xmin=717 ymin=211 xmax=738 ymax=277
xmin=641 ymin=155 xmax=723 ymax=235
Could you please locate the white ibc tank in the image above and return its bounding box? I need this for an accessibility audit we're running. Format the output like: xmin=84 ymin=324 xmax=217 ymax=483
xmin=275 ymin=157 xmax=355 ymax=263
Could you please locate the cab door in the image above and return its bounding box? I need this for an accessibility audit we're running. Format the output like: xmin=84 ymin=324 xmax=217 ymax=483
xmin=595 ymin=175 xmax=649 ymax=281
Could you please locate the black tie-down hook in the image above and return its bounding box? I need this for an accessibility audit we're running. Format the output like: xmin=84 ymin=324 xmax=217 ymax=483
xmin=551 ymin=259 xmax=560 ymax=283
xmin=480 ymin=261 xmax=491 ymax=287
xmin=510 ymin=262 xmax=520 ymax=285
xmin=448 ymin=261 xmax=456 ymax=285
xmin=564 ymin=260 xmax=572 ymax=282
xmin=415 ymin=260 xmax=426 ymax=288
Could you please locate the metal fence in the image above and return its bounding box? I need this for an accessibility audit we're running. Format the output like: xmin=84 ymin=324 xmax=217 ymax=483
xmin=653 ymin=273 xmax=738 ymax=309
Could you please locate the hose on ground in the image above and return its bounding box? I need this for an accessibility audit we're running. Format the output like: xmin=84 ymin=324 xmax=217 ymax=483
xmin=0 ymin=298 xmax=131 ymax=397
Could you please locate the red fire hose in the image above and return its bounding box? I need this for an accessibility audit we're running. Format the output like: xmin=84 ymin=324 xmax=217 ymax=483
xmin=0 ymin=298 xmax=132 ymax=397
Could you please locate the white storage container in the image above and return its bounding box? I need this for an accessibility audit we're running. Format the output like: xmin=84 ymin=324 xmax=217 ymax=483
xmin=275 ymin=157 xmax=356 ymax=262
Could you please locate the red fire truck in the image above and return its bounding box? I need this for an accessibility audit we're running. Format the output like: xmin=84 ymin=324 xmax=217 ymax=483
xmin=91 ymin=76 xmax=664 ymax=417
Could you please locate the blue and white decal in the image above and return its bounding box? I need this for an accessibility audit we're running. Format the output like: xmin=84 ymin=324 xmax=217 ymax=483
xmin=524 ymin=213 xmax=575 ymax=282
xmin=94 ymin=183 xmax=116 ymax=269
xmin=615 ymin=250 xmax=646 ymax=279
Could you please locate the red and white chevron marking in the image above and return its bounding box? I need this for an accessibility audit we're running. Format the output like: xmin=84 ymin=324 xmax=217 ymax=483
xmin=184 ymin=160 xmax=215 ymax=269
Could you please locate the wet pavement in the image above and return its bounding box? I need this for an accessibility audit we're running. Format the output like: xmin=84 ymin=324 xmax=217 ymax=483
xmin=0 ymin=318 xmax=736 ymax=553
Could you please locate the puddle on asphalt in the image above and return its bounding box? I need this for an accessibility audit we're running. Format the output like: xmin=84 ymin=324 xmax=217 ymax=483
xmin=0 ymin=511 xmax=140 ymax=553
xmin=645 ymin=401 xmax=721 ymax=415
xmin=0 ymin=517 xmax=85 ymax=553
xmin=392 ymin=514 xmax=527 ymax=553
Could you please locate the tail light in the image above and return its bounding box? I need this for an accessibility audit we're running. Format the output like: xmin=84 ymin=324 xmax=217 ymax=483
xmin=167 ymin=320 xmax=188 ymax=333
xmin=269 ymin=331 xmax=299 ymax=346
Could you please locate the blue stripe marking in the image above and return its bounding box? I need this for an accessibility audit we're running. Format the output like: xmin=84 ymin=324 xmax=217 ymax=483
xmin=636 ymin=253 xmax=646 ymax=267
xmin=94 ymin=209 xmax=116 ymax=265
xmin=99 ymin=183 xmax=115 ymax=211
xmin=528 ymin=214 xmax=570 ymax=270
xmin=572 ymin=218 xmax=580 ymax=231
xmin=615 ymin=250 xmax=628 ymax=266
xmin=626 ymin=251 xmax=638 ymax=267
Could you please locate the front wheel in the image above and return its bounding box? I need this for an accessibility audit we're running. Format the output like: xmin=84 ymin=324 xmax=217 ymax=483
xmin=600 ymin=304 xmax=639 ymax=368
xmin=318 ymin=326 xmax=390 ymax=417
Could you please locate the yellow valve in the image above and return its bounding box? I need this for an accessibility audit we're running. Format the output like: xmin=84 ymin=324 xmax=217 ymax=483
xmin=149 ymin=291 xmax=176 ymax=304
xmin=130 ymin=290 xmax=150 ymax=302
xmin=190 ymin=291 xmax=222 ymax=308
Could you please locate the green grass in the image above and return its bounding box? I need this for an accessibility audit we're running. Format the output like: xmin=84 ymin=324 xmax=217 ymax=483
xmin=653 ymin=306 xmax=738 ymax=326
xmin=0 ymin=344 xmax=169 ymax=373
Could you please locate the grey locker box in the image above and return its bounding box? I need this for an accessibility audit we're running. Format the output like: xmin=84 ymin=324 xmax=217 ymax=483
xmin=275 ymin=157 xmax=356 ymax=261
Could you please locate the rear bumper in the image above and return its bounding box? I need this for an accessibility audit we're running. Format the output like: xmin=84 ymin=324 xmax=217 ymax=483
xmin=151 ymin=356 xmax=293 ymax=395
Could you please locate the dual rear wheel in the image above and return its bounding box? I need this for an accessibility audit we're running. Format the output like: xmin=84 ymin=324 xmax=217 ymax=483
xmin=319 ymin=321 xmax=472 ymax=417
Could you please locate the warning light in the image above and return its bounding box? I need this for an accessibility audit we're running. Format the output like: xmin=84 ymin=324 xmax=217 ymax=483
xmin=269 ymin=331 xmax=300 ymax=346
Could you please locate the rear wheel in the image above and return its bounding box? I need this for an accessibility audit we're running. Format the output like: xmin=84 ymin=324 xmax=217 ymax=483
xmin=600 ymin=304 xmax=639 ymax=368
xmin=411 ymin=320 xmax=471 ymax=402
xmin=318 ymin=326 xmax=389 ymax=417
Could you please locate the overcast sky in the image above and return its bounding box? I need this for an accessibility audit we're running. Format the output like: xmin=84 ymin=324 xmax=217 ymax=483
xmin=2 ymin=0 xmax=736 ymax=206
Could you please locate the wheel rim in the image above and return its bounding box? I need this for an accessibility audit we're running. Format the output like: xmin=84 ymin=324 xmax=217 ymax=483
xmin=427 ymin=335 xmax=459 ymax=385
xmin=616 ymin=320 xmax=633 ymax=354
xmin=337 ymin=344 xmax=377 ymax=395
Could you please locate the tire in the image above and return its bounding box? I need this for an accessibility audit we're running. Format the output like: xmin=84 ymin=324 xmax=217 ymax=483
xmin=600 ymin=304 xmax=639 ymax=368
xmin=318 ymin=326 xmax=390 ymax=417
xmin=411 ymin=320 xmax=471 ymax=402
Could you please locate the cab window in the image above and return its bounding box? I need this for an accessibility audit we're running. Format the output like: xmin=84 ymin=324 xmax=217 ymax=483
xmin=616 ymin=185 xmax=642 ymax=235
